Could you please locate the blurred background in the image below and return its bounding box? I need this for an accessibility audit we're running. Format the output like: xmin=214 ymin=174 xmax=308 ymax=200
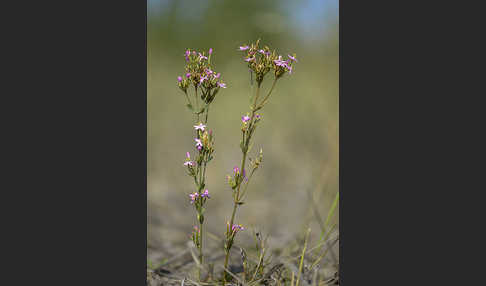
xmin=148 ymin=0 xmax=339 ymax=262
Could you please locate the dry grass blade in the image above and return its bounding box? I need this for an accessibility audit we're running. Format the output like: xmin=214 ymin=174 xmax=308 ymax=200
xmin=312 ymin=267 xmax=319 ymax=286
xmin=188 ymin=243 xmax=206 ymax=275
xmin=185 ymin=278 xmax=203 ymax=286
xmin=160 ymin=248 xmax=189 ymax=267
xmin=310 ymin=235 xmax=339 ymax=271
xmin=222 ymin=266 xmax=245 ymax=285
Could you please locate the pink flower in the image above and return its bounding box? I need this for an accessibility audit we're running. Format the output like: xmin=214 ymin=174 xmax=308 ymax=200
xmin=205 ymin=68 xmax=214 ymax=75
xmin=258 ymin=49 xmax=270 ymax=56
xmin=184 ymin=152 xmax=193 ymax=166
xmin=231 ymin=224 xmax=244 ymax=233
xmin=189 ymin=192 xmax=199 ymax=203
xmin=288 ymin=54 xmax=298 ymax=62
xmin=274 ymin=56 xmax=288 ymax=67
xmin=200 ymin=75 xmax=208 ymax=84
xmin=245 ymin=57 xmax=255 ymax=62
xmin=218 ymin=82 xmax=226 ymax=88
xmin=177 ymin=76 xmax=182 ymax=82
xmin=195 ymin=138 xmax=203 ymax=149
xmin=201 ymin=189 xmax=210 ymax=198
xmin=239 ymin=45 xmax=249 ymax=51
xmin=242 ymin=115 xmax=250 ymax=123
xmin=186 ymin=73 xmax=191 ymax=78
xmin=194 ymin=123 xmax=206 ymax=131
xmin=209 ymin=48 xmax=213 ymax=55
xmin=198 ymin=53 xmax=208 ymax=61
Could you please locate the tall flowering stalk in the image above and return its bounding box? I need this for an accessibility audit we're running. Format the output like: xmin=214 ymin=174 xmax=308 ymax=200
xmin=177 ymin=48 xmax=226 ymax=281
xmin=222 ymin=40 xmax=296 ymax=285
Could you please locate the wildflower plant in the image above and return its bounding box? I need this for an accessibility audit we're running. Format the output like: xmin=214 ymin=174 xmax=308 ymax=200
xmin=177 ymin=47 xmax=225 ymax=281
xmin=222 ymin=39 xmax=297 ymax=284
xmin=173 ymin=41 xmax=296 ymax=284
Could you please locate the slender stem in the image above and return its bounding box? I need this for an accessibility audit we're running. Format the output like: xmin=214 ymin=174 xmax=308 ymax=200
xmin=198 ymin=221 xmax=204 ymax=281
xmin=204 ymin=105 xmax=210 ymax=124
xmin=194 ymin=85 xmax=200 ymax=122
xmin=223 ymin=83 xmax=261 ymax=285
xmin=195 ymin=106 xmax=212 ymax=282
xmin=239 ymin=168 xmax=257 ymax=201
xmin=256 ymin=78 xmax=278 ymax=110
xmin=184 ymin=90 xmax=192 ymax=107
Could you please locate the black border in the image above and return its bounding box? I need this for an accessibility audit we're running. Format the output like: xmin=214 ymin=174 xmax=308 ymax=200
xmin=3 ymin=1 xmax=147 ymax=284
xmin=3 ymin=0 xmax=480 ymax=284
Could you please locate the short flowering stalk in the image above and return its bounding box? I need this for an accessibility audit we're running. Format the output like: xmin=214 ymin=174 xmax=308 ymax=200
xmin=223 ymin=222 xmax=245 ymax=257
xmin=177 ymin=48 xmax=225 ymax=281
xmin=222 ymin=40 xmax=296 ymax=285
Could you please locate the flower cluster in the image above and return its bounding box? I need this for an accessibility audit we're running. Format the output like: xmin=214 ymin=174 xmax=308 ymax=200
xmin=184 ymin=152 xmax=196 ymax=176
xmin=231 ymin=224 xmax=245 ymax=234
xmin=189 ymin=189 xmax=210 ymax=204
xmin=241 ymin=114 xmax=250 ymax=123
xmin=224 ymin=221 xmax=245 ymax=253
xmin=226 ymin=165 xmax=246 ymax=190
xmin=193 ymin=123 xmax=214 ymax=155
xmin=189 ymin=189 xmax=211 ymax=225
xmin=241 ymin=112 xmax=261 ymax=132
xmin=185 ymin=123 xmax=215 ymax=226
xmin=177 ymin=48 xmax=227 ymax=107
xmin=238 ymin=39 xmax=297 ymax=83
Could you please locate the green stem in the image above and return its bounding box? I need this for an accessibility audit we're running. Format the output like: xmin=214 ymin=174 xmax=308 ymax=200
xmin=198 ymin=220 xmax=204 ymax=281
xmin=239 ymin=168 xmax=257 ymax=201
xmin=194 ymin=85 xmax=200 ymax=122
xmin=204 ymin=104 xmax=210 ymax=124
xmin=184 ymin=90 xmax=192 ymax=107
xmin=223 ymin=83 xmax=261 ymax=285
xmin=255 ymin=78 xmax=278 ymax=110
xmin=195 ymin=107 xmax=212 ymax=282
